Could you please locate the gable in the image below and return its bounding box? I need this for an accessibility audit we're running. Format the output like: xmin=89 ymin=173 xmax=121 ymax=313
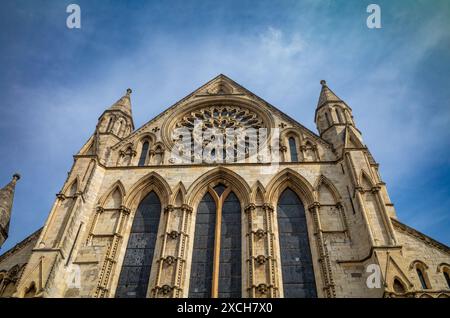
xmin=108 ymin=74 xmax=336 ymax=165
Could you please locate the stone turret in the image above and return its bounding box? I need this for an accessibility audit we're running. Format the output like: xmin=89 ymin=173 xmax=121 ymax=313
xmin=0 ymin=173 xmax=20 ymax=249
xmin=79 ymin=89 xmax=135 ymax=162
xmin=315 ymin=80 xmax=364 ymax=153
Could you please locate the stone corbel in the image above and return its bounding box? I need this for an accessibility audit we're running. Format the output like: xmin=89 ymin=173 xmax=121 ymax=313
xmin=308 ymin=201 xmax=320 ymax=212
xmin=256 ymin=283 xmax=269 ymax=295
xmin=168 ymin=230 xmax=180 ymax=240
xmin=255 ymin=229 xmax=266 ymax=239
xmin=162 ymin=256 xmax=177 ymax=266
xmin=119 ymin=205 xmax=130 ymax=215
xmin=164 ymin=205 xmax=175 ymax=213
xmin=355 ymin=186 xmax=364 ymax=194
xmin=262 ymin=203 xmax=274 ymax=212
xmin=255 ymin=255 xmax=268 ymax=265
xmin=244 ymin=203 xmax=256 ymax=213
xmin=371 ymin=186 xmax=381 ymax=194
xmin=181 ymin=204 xmax=193 ymax=213
xmin=74 ymin=191 xmax=85 ymax=202
xmin=56 ymin=193 xmax=67 ymax=201
xmin=160 ymin=285 xmax=173 ymax=295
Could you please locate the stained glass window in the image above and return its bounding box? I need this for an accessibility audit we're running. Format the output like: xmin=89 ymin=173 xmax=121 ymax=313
xmin=138 ymin=142 xmax=149 ymax=166
xmin=417 ymin=268 xmax=428 ymax=289
xmin=289 ymin=137 xmax=298 ymax=162
xmin=115 ymin=192 xmax=161 ymax=298
xmin=189 ymin=189 xmax=242 ymax=298
xmin=188 ymin=192 xmax=216 ymax=298
xmin=277 ymin=188 xmax=317 ymax=298
xmin=444 ymin=271 xmax=450 ymax=289
xmin=218 ymin=192 xmax=241 ymax=298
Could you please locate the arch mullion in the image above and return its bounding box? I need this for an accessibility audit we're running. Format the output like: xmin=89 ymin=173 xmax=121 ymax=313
xmin=210 ymin=187 xmax=231 ymax=298
xmin=211 ymin=186 xmax=232 ymax=298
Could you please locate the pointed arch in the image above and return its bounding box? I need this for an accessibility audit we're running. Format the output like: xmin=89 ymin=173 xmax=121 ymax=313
xmin=171 ymin=182 xmax=187 ymax=206
xmin=314 ymin=175 xmax=342 ymax=204
xmin=151 ymin=142 xmax=165 ymax=165
xmin=303 ymin=138 xmax=316 ymax=148
xmin=265 ymin=168 xmax=315 ymax=206
xmin=251 ymin=181 xmax=266 ymax=205
xmin=384 ymin=255 xmax=413 ymax=289
xmin=410 ymin=260 xmax=431 ymax=289
xmin=23 ymin=282 xmax=37 ymax=298
xmin=211 ymin=81 xmax=234 ymax=94
xmin=345 ymin=128 xmax=364 ymax=149
xmin=392 ymin=277 xmax=407 ymax=294
xmin=359 ymin=170 xmax=375 ymax=190
xmin=409 ymin=260 xmax=429 ymax=271
xmin=277 ymin=187 xmax=317 ymax=297
xmin=186 ymin=167 xmax=251 ymax=208
xmin=116 ymin=191 xmax=162 ymax=298
xmin=61 ymin=176 xmax=80 ymax=196
xmin=78 ymin=135 xmax=95 ymax=155
xmin=98 ymin=180 xmax=126 ymax=208
xmin=124 ymin=172 xmax=172 ymax=209
xmin=119 ymin=142 xmax=136 ymax=153
xmin=151 ymin=141 xmax=166 ymax=152
xmin=137 ymin=132 xmax=157 ymax=145
xmin=437 ymin=262 xmax=450 ymax=273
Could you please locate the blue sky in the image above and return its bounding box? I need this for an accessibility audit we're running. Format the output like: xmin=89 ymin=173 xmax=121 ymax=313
xmin=0 ymin=0 xmax=449 ymax=252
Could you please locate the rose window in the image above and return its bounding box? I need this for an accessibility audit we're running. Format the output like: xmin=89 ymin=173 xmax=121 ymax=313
xmin=171 ymin=105 xmax=268 ymax=162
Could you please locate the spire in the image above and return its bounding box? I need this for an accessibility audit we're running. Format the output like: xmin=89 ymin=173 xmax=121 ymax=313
xmin=317 ymin=80 xmax=343 ymax=108
xmin=0 ymin=173 xmax=20 ymax=248
xmin=108 ymin=88 xmax=133 ymax=117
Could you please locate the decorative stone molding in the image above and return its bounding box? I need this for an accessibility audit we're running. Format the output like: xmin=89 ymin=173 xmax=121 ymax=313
xmin=244 ymin=203 xmax=256 ymax=213
xmin=181 ymin=204 xmax=193 ymax=213
xmin=371 ymin=186 xmax=381 ymax=194
xmin=255 ymin=229 xmax=266 ymax=239
xmin=160 ymin=284 xmax=173 ymax=295
xmin=56 ymin=193 xmax=66 ymax=201
xmin=164 ymin=205 xmax=175 ymax=213
xmin=163 ymin=256 xmax=177 ymax=266
xmin=255 ymin=255 xmax=267 ymax=265
xmin=168 ymin=231 xmax=180 ymax=240
xmin=256 ymin=283 xmax=268 ymax=294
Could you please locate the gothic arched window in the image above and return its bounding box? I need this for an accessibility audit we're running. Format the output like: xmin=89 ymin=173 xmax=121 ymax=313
xmin=277 ymin=188 xmax=316 ymax=298
xmin=335 ymin=108 xmax=344 ymax=124
xmin=288 ymin=137 xmax=298 ymax=162
xmin=393 ymin=278 xmax=406 ymax=294
xmin=138 ymin=141 xmax=149 ymax=166
xmin=189 ymin=184 xmax=242 ymax=298
xmin=325 ymin=112 xmax=331 ymax=126
xmin=116 ymin=192 xmax=161 ymax=298
xmin=416 ymin=268 xmax=429 ymax=289
xmin=219 ymin=191 xmax=241 ymax=297
xmin=189 ymin=192 xmax=216 ymax=298
xmin=444 ymin=271 xmax=450 ymax=289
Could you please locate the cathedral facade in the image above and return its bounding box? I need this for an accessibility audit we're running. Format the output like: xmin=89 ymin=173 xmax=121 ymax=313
xmin=0 ymin=75 xmax=449 ymax=298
